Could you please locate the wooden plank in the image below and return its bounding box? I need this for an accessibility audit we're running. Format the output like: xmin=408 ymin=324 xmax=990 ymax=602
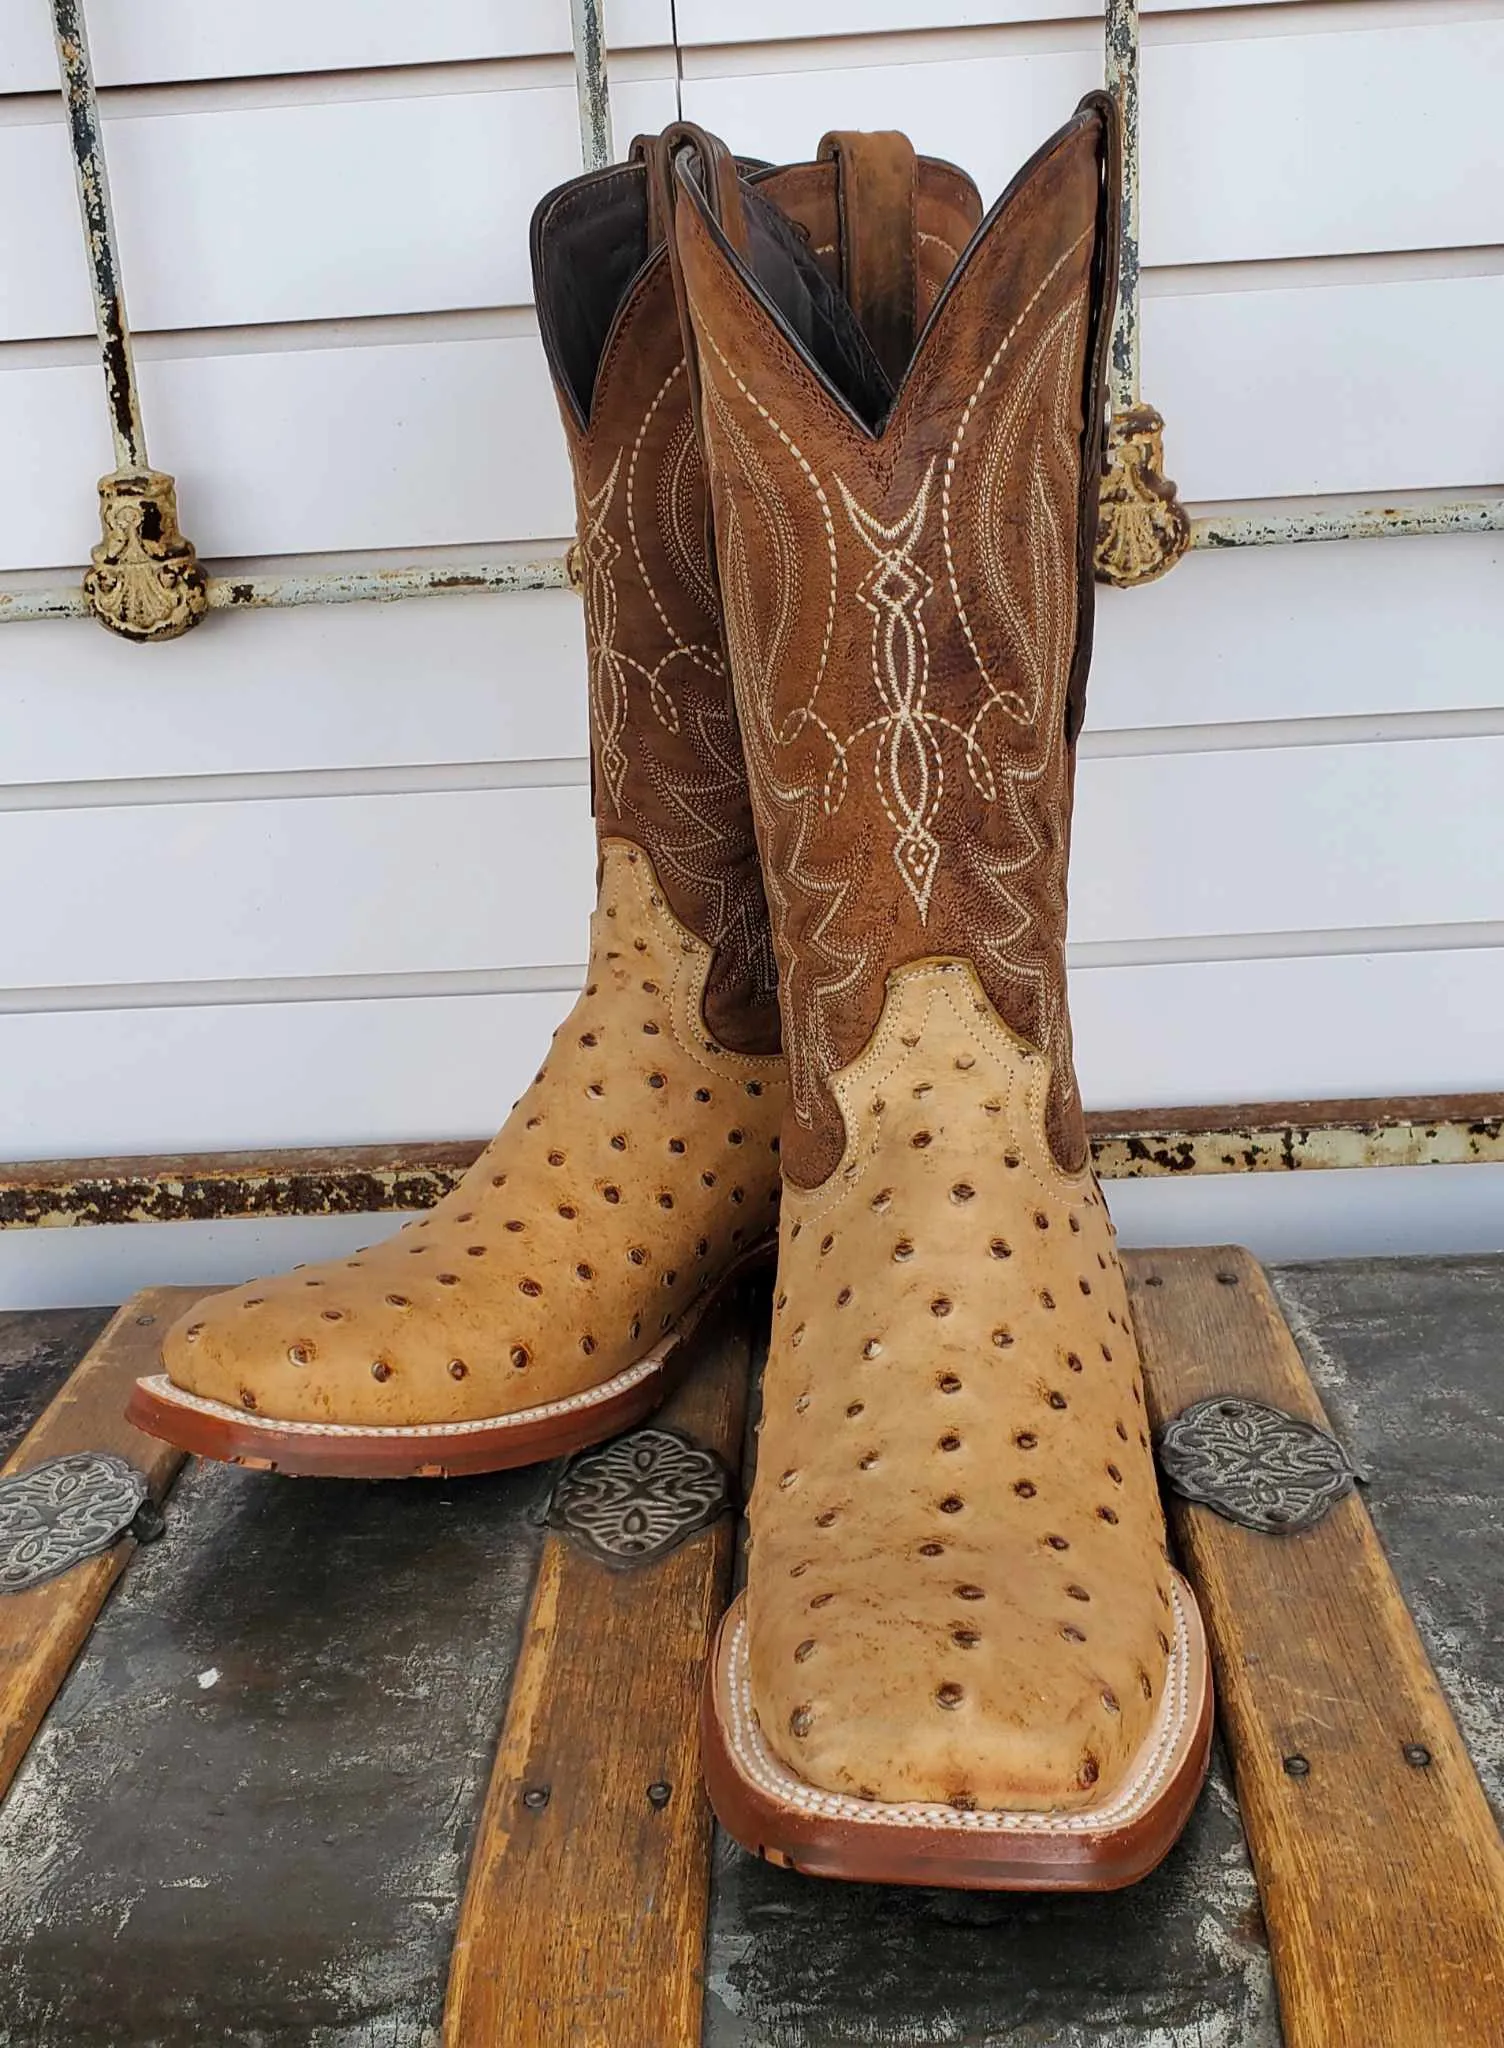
xmin=1127 ymin=1245 xmax=1504 ymax=2048
xmin=0 ymin=1302 xmax=547 ymax=2044
xmin=445 ymin=1310 xmax=752 ymax=2046
xmin=0 ymin=1286 xmax=199 ymax=1804
xmin=1090 ymin=531 xmax=1504 ymax=736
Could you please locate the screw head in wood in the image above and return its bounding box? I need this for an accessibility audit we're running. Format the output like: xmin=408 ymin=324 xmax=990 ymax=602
xmin=1283 ymin=1754 xmax=1310 ymax=1778
xmin=647 ymin=1782 xmax=672 ymax=1809
xmin=1402 ymin=1744 xmax=1432 ymax=1768
xmin=521 ymin=1785 xmax=551 ymax=1811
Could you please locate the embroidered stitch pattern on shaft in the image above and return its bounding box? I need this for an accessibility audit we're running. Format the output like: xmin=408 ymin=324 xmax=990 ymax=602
xmin=685 ymin=195 xmax=1099 ymax=1174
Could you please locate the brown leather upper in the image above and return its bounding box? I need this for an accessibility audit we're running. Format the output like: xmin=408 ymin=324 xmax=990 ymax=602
xmin=531 ymin=146 xmax=985 ymax=1059
xmin=674 ymin=103 xmax=1117 ymax=1184
xmin=674 ymin=103 xmax=1188 ymax=1822
xmin=533 ymin=157 xmax=779 ymax=1054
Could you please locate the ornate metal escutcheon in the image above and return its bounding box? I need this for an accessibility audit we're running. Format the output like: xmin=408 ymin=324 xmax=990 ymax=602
xmin=548 ymin=1426 xmax=733 ymax=1570
xmin=0 ymin=1451 xmax=161 ymax=1592
xmin=1094 ymin=404 xmax=1192 ymax=589
xmin=85 ymin=469 xmax=208 ymax=642
xmin=1156 ymin=1396 xmax=1364 ymax=1534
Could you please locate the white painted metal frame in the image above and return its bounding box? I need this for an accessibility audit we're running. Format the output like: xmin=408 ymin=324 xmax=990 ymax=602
xmin=3 ymin=0 xmax=1500 ymax=632
xmin=1100 ymin=0 xmax=1504 ymax=554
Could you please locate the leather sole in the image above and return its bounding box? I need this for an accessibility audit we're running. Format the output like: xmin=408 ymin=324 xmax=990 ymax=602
xmin=702 ymin=1570 xmax=1213 ymax=1890
xmin=126 ymin=1238 xmax=773 ymax=1480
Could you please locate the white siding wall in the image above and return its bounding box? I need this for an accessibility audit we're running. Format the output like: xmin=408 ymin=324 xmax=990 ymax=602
xmin=2 ymin=0 xmax=1500 ymax=1306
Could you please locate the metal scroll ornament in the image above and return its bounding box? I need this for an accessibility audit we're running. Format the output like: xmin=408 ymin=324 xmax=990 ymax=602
xmin=85 ymin=469 xmax=209 ymax=642
xmin=1157 ymin=1397 xmax=1363 ymax=1534
xmin=0 ymin=1451 xmax=158 ymax=1592
xmin=549 ymin=1426 xmax=732 ymax=1569
xmin=1094 ymin=405 xmax=1192 ymax=588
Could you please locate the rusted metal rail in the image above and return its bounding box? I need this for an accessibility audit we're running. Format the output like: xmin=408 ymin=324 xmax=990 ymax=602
xmin=3 ymin=1096 xmax=1497 ymax=1232
xmin=0 ymin=556 xmax=571 ymax=623
xmin=1092 ymin=0 xmax=1503 ymax=581
xmin=50 ymin=0 xmax=207 ymax=641
xmin=570 ymin=0 xmax=613 ymax=173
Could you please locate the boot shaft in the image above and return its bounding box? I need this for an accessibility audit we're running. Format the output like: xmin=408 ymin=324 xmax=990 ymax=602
xmin=671 ymin=100 xmax=1119 ymax=1181
xmin=531 ymin=138 xmax=986 ymax=1059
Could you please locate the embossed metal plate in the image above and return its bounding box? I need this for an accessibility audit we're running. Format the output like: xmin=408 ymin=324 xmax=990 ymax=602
xmin=549 ymin=1426 xmax=733 ymax=1570
xmin=1157 ymin=1396 xmax=1363 ymax=1534
xmin=0 ymin=1451 xmax=153 ymax=1592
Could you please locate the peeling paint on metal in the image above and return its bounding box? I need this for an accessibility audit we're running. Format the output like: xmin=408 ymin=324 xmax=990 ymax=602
xmin=0 ymin=557 xmax=571 ymax=623
xmin=4 ymin=1098 xmax=1495 ymax=1232
xmin=1192 ymin=497 xmax=1504 ymax=550
xmin=1103 ymin=0 xmax=1140 ymax=414
xmin=51 ymin=1 xmax=146 ymax=472
xmin=205 ymin=556 xmax=572 ymax=609
xmin=570 ymin=0 xmax=613 ymax=173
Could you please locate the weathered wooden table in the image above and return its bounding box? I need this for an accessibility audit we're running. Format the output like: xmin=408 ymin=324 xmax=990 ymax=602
xmin=0 ymin=1254 xmax=1501 ymax=2046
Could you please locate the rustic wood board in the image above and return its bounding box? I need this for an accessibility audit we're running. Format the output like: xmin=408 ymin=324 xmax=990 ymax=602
xmin=1127 ymin=1245 xmax=1504 ymax=2048
xmin=0 ymin=1286 xmax=196 ymax=1805
xmin=0 ymin=1344 xmax=545 ymax=2045
xmin=0 ymin=1304 xmax=111 ymax=1463
xmin=445 ymin=1310 xmax=752 ymax=2048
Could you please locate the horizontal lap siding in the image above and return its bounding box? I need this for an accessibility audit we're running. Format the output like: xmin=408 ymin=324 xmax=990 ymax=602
xmin=4 ymin=23 xmax=1497 ymax=341
xmin=0 ymin=79 xmax=681 ymax=341
xmin=2 ymin=948 xmax=1497 ymax=1162
xmin=1 ymin=1 xmax=1498 ymax=1301
xmin=4 ymin=281 xmax=1500 ymax=568
xmin=3 ymin=739 xmax=1496 ymax=988
xmin=680 ymin=21 xmax=1504 ymax=264
xmin=1 ymin=536 xmax=1499 ymax=788
xmin=0 ymin=1 xmax=674 ymax=93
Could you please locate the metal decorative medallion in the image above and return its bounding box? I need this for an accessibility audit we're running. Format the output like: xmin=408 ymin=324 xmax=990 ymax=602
xmin=1156 ymin=1397 xmax=1363 ymax=1535
xmin=0 ymin=1451 xmax=157 ymax=1592
xmin=549 ymin=1426 xmax=732 ymax=1570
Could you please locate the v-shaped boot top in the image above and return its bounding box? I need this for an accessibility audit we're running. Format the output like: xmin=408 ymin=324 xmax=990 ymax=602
xmin=672 ymin=97 xmax=1119 ymax=1188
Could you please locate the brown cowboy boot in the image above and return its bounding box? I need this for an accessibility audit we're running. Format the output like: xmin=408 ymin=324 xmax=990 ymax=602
xmin=128 ymin=136 xmax=791 ymax=1478
xmin=127 ymin=130 xmax=988 ymax=1481
xmin=673 ymin=102 xmax=1212 ymax=1886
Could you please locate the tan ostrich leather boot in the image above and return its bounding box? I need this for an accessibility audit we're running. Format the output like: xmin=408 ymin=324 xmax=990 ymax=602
xmin=128 ymin=137 xmax=793 ymax=1479
xmin=128 ymin=132 xmax=990 ymax=1482
xmin=673 ymin=100 xmax=1212 ymax=1886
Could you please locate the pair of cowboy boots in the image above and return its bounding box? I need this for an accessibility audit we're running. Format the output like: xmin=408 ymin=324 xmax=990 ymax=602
xmin=130 ymin=98 xmax=1211 ymax=1891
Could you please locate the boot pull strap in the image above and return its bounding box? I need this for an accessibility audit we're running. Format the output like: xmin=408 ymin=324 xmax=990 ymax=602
xmin=661 ymin=122 xmax=750 ymax=255
xmin=817 ymin=130 xmax=918 ymax=390
xmin=655 ymin=123 xmax=752 ymax=601
xmin=655 ymin=122 xmax=751 ymax=440
xmin=628 ymin=130 xmax=672 ymax=249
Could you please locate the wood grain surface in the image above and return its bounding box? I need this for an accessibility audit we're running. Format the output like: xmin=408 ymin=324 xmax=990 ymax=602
xmin=444 ymin=1306 xmax=753 ymax=2048
xmin=0 ymin=1286 xmax=196 ymax=1803
xmin=1128 ymin=1245 xmax=1504 ymax=2047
